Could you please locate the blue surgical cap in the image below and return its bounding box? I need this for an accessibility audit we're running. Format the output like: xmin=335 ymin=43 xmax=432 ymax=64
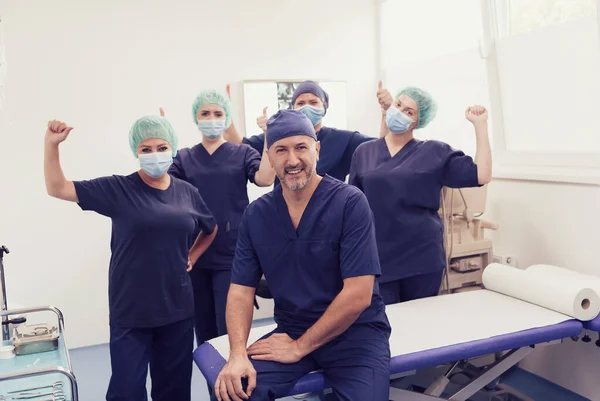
xmin=396 ymin=86 xmax=438 ymax=129
xmin=291 ymin=81 xmax=329 ymax=111
xmin=266 ymin=110 xmax=317 ymax=149
xmin=129 ymin=115 xmax=178 ymax=158
xmin=191 ymin=89 xmax=232 ymax=128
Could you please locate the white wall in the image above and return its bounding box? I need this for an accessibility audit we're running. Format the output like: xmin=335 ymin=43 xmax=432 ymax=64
xmin=0 ymin=0 xmax=380 ymax=348
xmin=486 ymin=179 xmax=600 ymax=398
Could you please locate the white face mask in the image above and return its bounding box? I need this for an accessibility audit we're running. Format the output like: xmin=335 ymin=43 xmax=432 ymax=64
xmin=386 ymin=106 xmax=414 ymax=134
xmin=197 ymin=119 xmax=226 ymax=139
xmin=138 ymin=152 xmax=173 ymax=178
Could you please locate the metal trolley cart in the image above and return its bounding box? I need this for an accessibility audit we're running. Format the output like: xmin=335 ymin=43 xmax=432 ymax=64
xmin=0 ymin=245 xmax=79 ymax=401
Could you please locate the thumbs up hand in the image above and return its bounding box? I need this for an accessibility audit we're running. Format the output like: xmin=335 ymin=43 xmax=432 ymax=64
xmin=377 ymin=80 xmax=393 ymax=111
xmin=256 ymin=106 xmax=268 ymax=133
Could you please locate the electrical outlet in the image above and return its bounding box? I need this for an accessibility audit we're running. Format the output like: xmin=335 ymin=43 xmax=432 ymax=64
xmin=492 ymin=255 xmax=517 ymax=267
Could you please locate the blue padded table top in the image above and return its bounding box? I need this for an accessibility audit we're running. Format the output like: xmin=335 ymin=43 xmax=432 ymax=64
xmin=583 ymin=315 xmax=600 ymax=332
xmin=194 ymin=290 xmax=584 ymax=397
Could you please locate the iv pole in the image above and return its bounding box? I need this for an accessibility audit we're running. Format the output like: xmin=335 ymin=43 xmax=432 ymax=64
xmin=0 ymin=245 xmax=10 ymax=341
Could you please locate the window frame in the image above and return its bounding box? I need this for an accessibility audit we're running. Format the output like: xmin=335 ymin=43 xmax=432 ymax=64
xmin=481 ymin=0 xmax=600 ymax=185
xmin=377 ymin=0 xmax=600 ymax=185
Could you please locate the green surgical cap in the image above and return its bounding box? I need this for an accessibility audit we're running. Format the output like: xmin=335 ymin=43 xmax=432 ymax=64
xmin=191 ymin=89 xmax=232 ymax=128
xmin=396 ymin=86 xmax=438 ymax=129
xmin=128 ymin=115 xmax=178 ymax=158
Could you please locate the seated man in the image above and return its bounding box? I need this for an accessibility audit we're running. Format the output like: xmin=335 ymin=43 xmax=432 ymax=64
xmin=214 ymin=109 xmax=391 ymax=401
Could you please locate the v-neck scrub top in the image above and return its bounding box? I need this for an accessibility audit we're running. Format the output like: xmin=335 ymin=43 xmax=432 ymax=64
xmin=73 ymin=173 xmax=216 ymax=328
xmin=231 ymin=175 xmax=389 ymax=337
xmin=169 ymin=142 xmax=261 ymax=270
xmin=349 ymin=138 xmax=481 ymax=283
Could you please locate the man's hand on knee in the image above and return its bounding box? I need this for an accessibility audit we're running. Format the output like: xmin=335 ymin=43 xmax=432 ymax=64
xmin=215 ymin=353 xmax=257 ymax=401
xmin=247 ymin=333 xmax=304 ymax=364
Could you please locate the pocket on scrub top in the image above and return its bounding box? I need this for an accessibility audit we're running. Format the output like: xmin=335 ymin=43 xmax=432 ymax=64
xmin=301 ymin=240 xmax=340 ymax=270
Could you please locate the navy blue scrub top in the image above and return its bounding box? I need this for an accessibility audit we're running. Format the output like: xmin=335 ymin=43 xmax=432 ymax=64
xmin=231 ymin=175 xmax=390 ymax=338
xmin=349 ymin=138 xmax=481 ymax=283
xmin=73 ymin=173 xmax=216 ymax=328
xmin=243 ymin=127 xmax=374 ymax=183
xmin=169 ymin=142 xmax=261 ymax=271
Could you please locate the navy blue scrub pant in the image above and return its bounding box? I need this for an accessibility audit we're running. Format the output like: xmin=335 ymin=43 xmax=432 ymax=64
xmin=190 ymin=268 xmax=231 ymax=345
xmin=241 ymin=324 xmax=391 ymax=401
xmin=106 ymin=317 xmax=194 ymax=401
xmin=379 ymin=271 xmax=444 ymax=305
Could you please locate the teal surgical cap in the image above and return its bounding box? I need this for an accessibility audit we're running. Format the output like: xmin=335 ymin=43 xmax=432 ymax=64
xmin=191 ymin=89 xmax=232 ymax=128
xmin=128 ymin=115 xmax=178 ymax=158
xmin=396 ymin=86 xmax=438 ymax=129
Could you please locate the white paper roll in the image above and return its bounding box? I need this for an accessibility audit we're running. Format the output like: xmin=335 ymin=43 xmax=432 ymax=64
xmin=482 ymin=263 xmax=600 ymax=321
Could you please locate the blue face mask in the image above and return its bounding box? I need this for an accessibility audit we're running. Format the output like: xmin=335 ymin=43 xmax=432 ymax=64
xmin=138 ymin=151 xmax=173 ymax=178
xmin=198 ymin=119 xmax=226 ymax=139
xmin=297 ymin=105 xmax=325 ymax=126
xmin=386 ymin=106 xmax=414 ymax=134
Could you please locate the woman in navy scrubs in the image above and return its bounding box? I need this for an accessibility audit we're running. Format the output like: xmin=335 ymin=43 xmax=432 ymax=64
xmin=43 ymin=116 xmax=217 ymax=401
xmin=349 ymin=84 xmax=492 ymax=305
xmin=167 ymin=89 xmax=275 ymax=347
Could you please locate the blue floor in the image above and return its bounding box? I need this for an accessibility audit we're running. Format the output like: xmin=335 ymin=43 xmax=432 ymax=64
xmin=70 ymin=343 xmax=211 ymax=401
xmin=500 ymin=368 xmax=590 ymax=401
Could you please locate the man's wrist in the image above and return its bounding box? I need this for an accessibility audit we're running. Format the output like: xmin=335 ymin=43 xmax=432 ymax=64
xmin=294 ymin=337 xmax=313 ymax=358
xmin=230 ymin=347 xmax=248 ymax=358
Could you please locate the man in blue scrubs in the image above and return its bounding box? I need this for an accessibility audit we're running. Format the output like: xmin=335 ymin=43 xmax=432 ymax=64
xmin=227 ymin=81 xmax=376 ymax=301
xmin=225 ymin=80 xmax=375 ymax=183
xmin=214 ymin=110 xmax=391 ymax=401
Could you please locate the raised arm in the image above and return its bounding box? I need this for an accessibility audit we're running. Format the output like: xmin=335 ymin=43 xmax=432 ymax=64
xmin=253 ymin=147 xmax=275 ymax=187
xmin=222 ymin=84 xmax=246 ymax=145
xmin=377 ymin=81 xmax=393 ymax=138
xmin=466 ymin=106 xmax=492 ymax=185
xmin=44 ymin=120 xmax=78 ymax=202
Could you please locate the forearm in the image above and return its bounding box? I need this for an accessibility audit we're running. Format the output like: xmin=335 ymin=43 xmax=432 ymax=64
xmin=44 ymin=142 xmax=76 ymax=201
xmin=226 ymin=286 xmax=256 ymax=355
xmin=223 ymin=122 xmax=244 ymax=144
xmin=189 ymin=225 xmax=218 ymax=264
xmin=473 ymin=122 xmax=492 ymax=184
xmin=296 ymin=286 xmax=368 ymax=356
xmin=379 ymin=113 xmax=388 ymax=138
xmin=254 ymin=148 xmax=276 ymax=187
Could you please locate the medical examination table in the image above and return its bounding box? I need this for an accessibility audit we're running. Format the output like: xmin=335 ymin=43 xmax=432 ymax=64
xmin=194 ymin=289 xmax=590 ymax=400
